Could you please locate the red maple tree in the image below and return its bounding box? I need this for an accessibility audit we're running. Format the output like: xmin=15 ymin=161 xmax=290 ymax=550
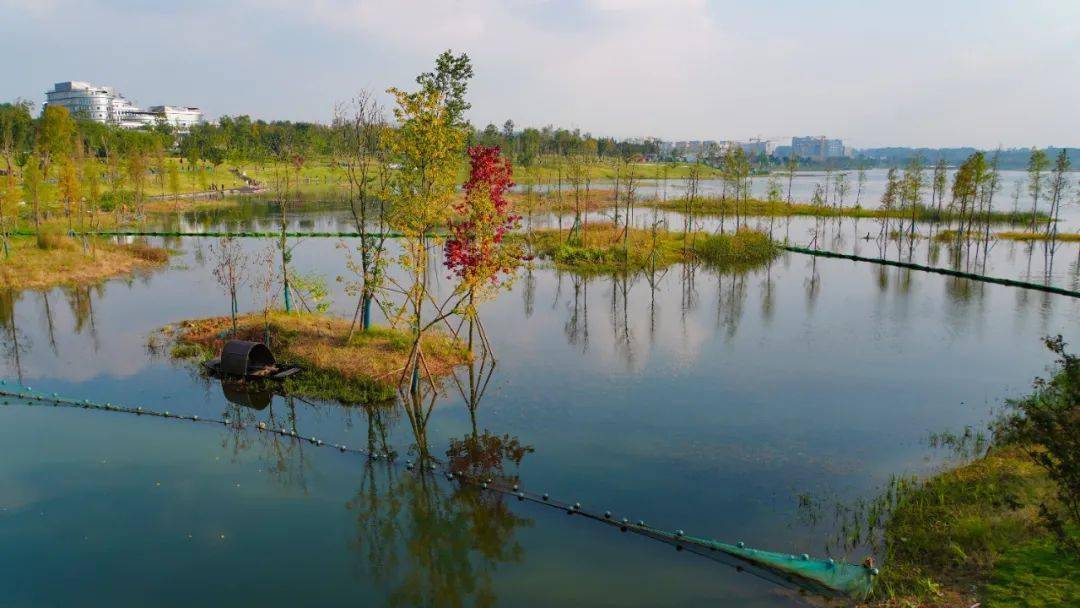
xmin=444 ymin=145 xmax=523 ymax=291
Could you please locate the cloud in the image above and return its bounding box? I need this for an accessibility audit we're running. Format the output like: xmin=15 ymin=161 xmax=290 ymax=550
xmin=1 ymin=0 xmax=1078 ymax=147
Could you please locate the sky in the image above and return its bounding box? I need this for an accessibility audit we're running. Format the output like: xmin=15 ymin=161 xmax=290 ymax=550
xmin=1 ymin=0 xmax=1078 ymax=149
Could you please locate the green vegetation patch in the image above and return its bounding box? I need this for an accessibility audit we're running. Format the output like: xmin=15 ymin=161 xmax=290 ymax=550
xmin=996 ymin=231 xmax=1080 ymax=243
xmin=982 ymin=535 xmax=1080 ymax=607
xmin=649 ymin=197 xmax=1044 ymax=224
xmin=528 ymin=224 xmax=776 ymax=274
xmin=877 ymin=447 xmax=1054 ymax=602
xmin=872 ymin=337 xmax=1080 ymax=606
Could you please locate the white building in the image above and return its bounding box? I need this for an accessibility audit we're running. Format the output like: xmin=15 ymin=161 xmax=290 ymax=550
xmin=45 ymin=81 xmax=116 ymax=123
xmin=149 ymin=105 xmax=203 ymax=131
xmin=44 ymin=81 xmax=203 ymax=132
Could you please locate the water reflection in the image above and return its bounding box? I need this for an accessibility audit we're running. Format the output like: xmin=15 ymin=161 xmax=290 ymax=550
xmin=0 ymin=289 xmax=29 ymax=382
xmin=3 ymin=196 xmax=1080 ymax=606
xmin=347 ymin=463 xmax=531 ymax=608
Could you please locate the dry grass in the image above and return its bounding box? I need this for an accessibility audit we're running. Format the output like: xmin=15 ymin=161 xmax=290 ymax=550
xmin=143 ymin=196 xmax=240 ymax=215
xmin=0 ymin=236 xmax=170 ymax=290
xmin=996 ymin=231 xmax=1080 ymax=242
xmin=510 ymin=188 xmax=618 ymax=214
xmin=166 ymin=312 xmax=471 ymax=403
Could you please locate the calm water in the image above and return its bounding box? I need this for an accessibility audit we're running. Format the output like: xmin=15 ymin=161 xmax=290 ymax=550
xmin=1 ymin=202 xmax=1079 ymax=606
xmin=521 ymin=169 xmax=1080 ymax=224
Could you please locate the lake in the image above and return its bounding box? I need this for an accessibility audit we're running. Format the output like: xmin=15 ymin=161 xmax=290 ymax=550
xmin=1 ymin=202 xmax=1078 ymax=606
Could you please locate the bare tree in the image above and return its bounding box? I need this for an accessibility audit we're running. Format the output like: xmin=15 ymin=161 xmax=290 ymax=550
xmin=1045 ymin=149 xmax=1072 ymax=247
xmin=1028 ymin=148 xmax=1049 ymax=232
xmin=855 ymin=161 xmax=868 ymax=208
xmin=621 ymin=155 xmax=638 ymax=252
xmin=335 ymin=92 xmax=391 ymax=336
xmin=211 ymin=236 xmax=250 ymax=334
xmin=931 ymin=157 xmax=947 ymax=217
xmin=784 ymin=154 xmax=798 ymax=205
xmin=834 ymin=171 xmax=849 ymax=216
xmin=683 ymin=160 xmax=702 ymax=252
xmin=250 ymin=244 xmax=280 ymax=344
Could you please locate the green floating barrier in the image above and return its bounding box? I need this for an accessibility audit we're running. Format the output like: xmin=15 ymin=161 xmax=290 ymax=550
xmin=681 ymin=533 xmax=874 ymax=598
xmin=783 ymin=245 xmax=1080 ymax=299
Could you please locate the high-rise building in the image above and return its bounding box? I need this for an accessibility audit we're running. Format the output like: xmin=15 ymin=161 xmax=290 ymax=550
xmin=44 ymin=81 xmax=203 ymax=131
xmin=791 ymin=136 xmax=845 ymax=161
xmin=737 ymin=139 xmax=775 ymax=157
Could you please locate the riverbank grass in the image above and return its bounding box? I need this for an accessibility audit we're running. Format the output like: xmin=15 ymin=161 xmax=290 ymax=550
xmin=164 ymin=312 xmax=471 ymax=404
xmin=0 ymin=235 xmax=169 ymax=290
xmin=874 ymin=446 xmax=1079 ymax=607
xmin=529 ymin=224 xmax=777 ymax=273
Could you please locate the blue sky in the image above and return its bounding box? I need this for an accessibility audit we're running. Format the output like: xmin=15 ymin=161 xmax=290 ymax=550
xmin=2 ymin=0 xmax=1078 ymax=148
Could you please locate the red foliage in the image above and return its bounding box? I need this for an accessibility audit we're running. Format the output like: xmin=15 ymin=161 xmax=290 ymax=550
xmin=444 ymin=145 xmax=522 ymax=284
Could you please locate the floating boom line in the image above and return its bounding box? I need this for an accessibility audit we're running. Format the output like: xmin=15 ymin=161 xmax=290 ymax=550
xmin=783 ymin=245 xmax=1080 ymax=299
xmin=0 ymin=382 xmax=876 ymax=600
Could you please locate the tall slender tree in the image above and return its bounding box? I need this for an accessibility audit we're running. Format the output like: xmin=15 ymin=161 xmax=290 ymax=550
xmin=1027 ymin=148 xmax=1049 ymax=232
xmin=1045 ymin=149 xmax=1072 ymax=244
xmin=386 ymin=53 xmax=470 ymax=393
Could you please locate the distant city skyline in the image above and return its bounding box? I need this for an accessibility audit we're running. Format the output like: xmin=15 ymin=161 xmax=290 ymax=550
xmin=2 ymin=0 xmax=1078 ymax=149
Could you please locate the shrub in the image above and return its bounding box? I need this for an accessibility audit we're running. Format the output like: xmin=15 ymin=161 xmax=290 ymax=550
xmin=995 ymin=336 xmax=1080 ymax=554
xmin=124 ymin=241 xmax=169 ymax=263
xmin=36 ymin=232 xmax=74 ymax=251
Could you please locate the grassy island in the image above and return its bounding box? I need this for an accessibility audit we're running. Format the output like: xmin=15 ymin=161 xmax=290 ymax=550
xmin=528 ymin=224 xmax=777 ymax=274
xmin=995 ymin=231 xmax=1080 ymax=243
xmin=162 ymin=312 xmax=471 ymax=404
xmin=647 ymin=197 xmax=1041 ymax=224
xmin=0 ymin=235 xmax=169 ymax=290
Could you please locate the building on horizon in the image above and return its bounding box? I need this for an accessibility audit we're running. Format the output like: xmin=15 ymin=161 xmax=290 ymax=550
xmin=737 ymin=139 xmax=776 ymax=157
xmin=791 ymin=136 xmax=846 ymax=161
xmin=44 ymin=81 xmax=203 ymax=132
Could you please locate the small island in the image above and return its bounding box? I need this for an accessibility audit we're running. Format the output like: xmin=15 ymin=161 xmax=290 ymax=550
xmin=0 ymin=235 xmax=169 ymax=290
xmin=528 ymin=224 xmax=777 ymax=274
xmin=162 ymin=312 xmax=471 ymax=404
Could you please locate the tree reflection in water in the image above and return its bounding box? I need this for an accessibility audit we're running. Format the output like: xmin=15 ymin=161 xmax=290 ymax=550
xmin=0 ymin=288 xmax=29 ymax=382
xmin=349 ymin=330 xmax=534 ymax=607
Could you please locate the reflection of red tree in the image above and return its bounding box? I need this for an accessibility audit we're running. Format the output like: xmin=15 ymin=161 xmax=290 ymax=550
xmin=446 ymin=431 xmax=533 ymax=482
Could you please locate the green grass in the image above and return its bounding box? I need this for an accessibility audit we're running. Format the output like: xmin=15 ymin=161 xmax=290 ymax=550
xmin=692 ymin=230 xmax=777 ymax=268
xmin=869 ymin=446 xmax=1079 ymax=606
xmin=277 ymin=367 xmax=396 ymax=404
xmin=877 ymin=448 xmax=1050 ymax=598
xmin=983 ymin=536 xmax=1080 ymax=607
